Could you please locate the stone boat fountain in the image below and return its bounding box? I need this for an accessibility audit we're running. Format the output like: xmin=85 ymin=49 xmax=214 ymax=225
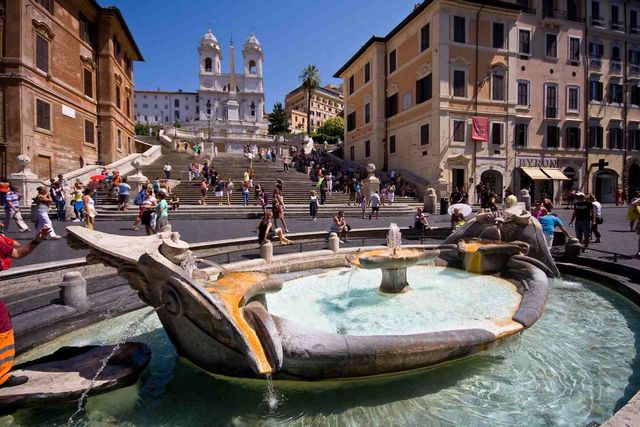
xmin=67 ymin=207 xmax=552 ymax=380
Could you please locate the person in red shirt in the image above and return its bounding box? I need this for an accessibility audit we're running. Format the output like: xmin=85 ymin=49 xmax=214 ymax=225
xmin=0 ymin=224 xmax=50 ymax=388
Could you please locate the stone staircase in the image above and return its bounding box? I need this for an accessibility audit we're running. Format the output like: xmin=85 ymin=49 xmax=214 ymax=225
xmin=95 ymin=146 xmax=421 ymax=219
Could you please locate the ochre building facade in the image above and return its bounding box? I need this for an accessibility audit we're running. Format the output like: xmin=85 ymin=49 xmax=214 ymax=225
xmin=285 ymin=84 xmax=343 ymax=133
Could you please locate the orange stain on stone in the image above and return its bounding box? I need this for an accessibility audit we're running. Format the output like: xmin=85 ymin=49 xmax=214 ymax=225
xmin=204 ymin=272 xmax=272 ymax=374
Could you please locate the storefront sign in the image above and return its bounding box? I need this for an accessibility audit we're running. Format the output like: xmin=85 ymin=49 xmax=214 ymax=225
xmin=517 ymin=156 xmax=558 ymax=168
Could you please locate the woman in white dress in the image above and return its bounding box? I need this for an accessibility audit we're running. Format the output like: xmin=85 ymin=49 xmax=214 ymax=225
xmin=33 ymin=187 xmax=61 ymax=239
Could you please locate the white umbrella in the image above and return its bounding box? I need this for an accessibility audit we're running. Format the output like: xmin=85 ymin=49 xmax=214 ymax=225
xmin=448 ymin=203 xmax=472 ymax=217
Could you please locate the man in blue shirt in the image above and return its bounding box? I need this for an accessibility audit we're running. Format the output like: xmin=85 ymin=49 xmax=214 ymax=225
xmin=538 ymin=211 xmax=570 ymax=250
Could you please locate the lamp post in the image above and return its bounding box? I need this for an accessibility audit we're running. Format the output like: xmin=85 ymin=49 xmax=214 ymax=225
xmin=206 ymin=99 xmax=212 ymax=157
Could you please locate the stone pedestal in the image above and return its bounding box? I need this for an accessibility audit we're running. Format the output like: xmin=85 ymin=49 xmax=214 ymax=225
xmin=260 ymin=241 xmax=273 ymax=263
xmin=59 ymin=271 xmax=87 ymax=312
xmin=328 ymin=232 xmax=340 ymax=253
xmin=10 ymin=155 xmax=43 ymax=207
xmin=362 ymin=163 xmax=380 ymax=199
xmin=379 ymin=269 xmax=410 ymax=294
xmin=423 ymin=188 xmax=437 ymax=214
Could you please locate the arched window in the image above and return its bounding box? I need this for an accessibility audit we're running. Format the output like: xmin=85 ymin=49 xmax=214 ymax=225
xmin=249 ymin=60 xmax=257 ymax=74
xmin=250 ymin=102 xmax=256 ymax=117
xmin=204 ymin=57 xmax=212 ymax=72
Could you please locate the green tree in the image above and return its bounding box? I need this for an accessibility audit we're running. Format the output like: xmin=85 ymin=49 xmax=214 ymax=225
xmin=299 ymin=64 xmax=321 ymax=135
xmin=315 ymin=116 xmax=344 ymax=140
xmin=268 ymin=102 xmax=290 ymax=134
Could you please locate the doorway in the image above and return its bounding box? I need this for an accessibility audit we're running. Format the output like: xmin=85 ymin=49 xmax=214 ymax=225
xmin=452 ymin=168 xmax=465 ymax=192
xmin=480 ymin=170 xmax=504 ymax=201
xmin=562 ymin=167 xmax=576 ymax=201
xmin=595 ymin=170 xmax=617 ymax=203
xmin=629 ymin=163 xmax=640 ymax=199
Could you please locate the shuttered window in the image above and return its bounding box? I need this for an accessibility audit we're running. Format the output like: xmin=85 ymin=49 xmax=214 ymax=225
xmin=83 ymin=69 xmax=93 ymax=97
xmin=36 ymin=35 xmax=49 ymax=73
xmin=36 ymin=99 xmax=51 ymax=130
xmin=84 ymin=120 xmax=95 ymax=144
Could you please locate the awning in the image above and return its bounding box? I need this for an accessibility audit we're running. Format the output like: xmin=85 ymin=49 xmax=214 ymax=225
xmin=520 ymin=167 xmax=550 ymax=180
xmin=541 ymin=168 xmax=570 ymax=180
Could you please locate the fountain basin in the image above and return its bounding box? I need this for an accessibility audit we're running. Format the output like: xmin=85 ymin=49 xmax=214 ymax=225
xmin=458 ymin=240 xmax=527 ymax=274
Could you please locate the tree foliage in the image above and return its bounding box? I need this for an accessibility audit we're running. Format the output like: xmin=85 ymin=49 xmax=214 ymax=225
xmin=268 ymin=102 xmax=290 ymax=134
xmin=315 ymin=116 xmax=344 ymax=139
xmin=299 ymin=64 xmax=321 ymax=135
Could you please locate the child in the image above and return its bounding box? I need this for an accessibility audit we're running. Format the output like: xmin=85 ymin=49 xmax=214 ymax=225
xmin=359 ymin=195 xmax=368 ymax=219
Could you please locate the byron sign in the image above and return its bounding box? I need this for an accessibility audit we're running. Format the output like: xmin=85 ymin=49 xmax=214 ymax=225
xmin=517 ymin=156 xmax=559 ymax=168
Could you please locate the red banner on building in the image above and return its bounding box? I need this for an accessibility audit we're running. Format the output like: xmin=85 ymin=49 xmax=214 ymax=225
xmin=472 ymin=117 xmax=489 ymax=142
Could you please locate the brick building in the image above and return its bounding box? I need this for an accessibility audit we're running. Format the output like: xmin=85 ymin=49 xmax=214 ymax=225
xmin=0 ymin=0 xmax=143 ymax=179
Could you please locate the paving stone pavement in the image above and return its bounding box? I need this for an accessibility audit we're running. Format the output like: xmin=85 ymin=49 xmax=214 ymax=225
xmin=3 ymin=205 xmax=639 ymax=269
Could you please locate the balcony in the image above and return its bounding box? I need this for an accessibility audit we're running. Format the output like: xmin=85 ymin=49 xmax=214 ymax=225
xmin=589 ymin=57 xmax=602 ymax=70
xmin=631 ymin=26 xmax=640 ymax=35
xmin=541 ymin=8 xmax=583 ymax=24
xmin=591 ymin=16 xmax=605 ymax=27
xmin=611 ymin=20 xmax=624 ymax=31
xmin=545 ymin=106 xmax=558 ymax=119
xmin=631 ymin=64 xmax=640 ymax=75
xmin=611 ymin=60 xmax=622 ymax=73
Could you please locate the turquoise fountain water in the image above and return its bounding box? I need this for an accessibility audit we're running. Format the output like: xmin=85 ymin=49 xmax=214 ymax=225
xmin=7 ymin=274 xmax=640 ymax=426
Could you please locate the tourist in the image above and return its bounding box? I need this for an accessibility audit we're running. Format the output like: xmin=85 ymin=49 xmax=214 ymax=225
xmin=33 ymin=187 xmax=61 ymax=239
xmin=615 ymin=187 xmax=624 ymax=206
xmin=326 ymin=172 xmax=333 ymax=194
xmin=0 ymin=225 xmax=51 ymax=387
xmin=3 ymin=186 xmax=29 ymax=233
xmin=309 ymin=191 xmax=318 ymax=221
xmin=388 ymin=183 xmax=396 ymax=205
xmin=330 ymin=210 xmax=349 ymax=242
xmin=71 ymin=183 xmax=84 ymax=222
xmin=117 ymin=177 xmax=131 ymax=211
xmin=628 ymin=192 xmax=640 ymax=232
xmin=0 ymin=178 xmax=8 ymax=207
xmin=359 ymin=194 xmax=368 ymax=219
xmin=272 ymin=188 xmax=289 ymax=233
xmin=155 ymin=192 xmax=169 ymax=233
xmin=390 ymin=169 xmax=398 ymax=183
xmin=636 ymin=220 xmax=640 ymax=258
xmin=319 ymin=178 xmax=328 ymax=205
xmin=214 ymin=177 xmax=225 ymax=206
xmin=51 ymin=181 xmax=66 ymax=222
xmin=170 ymin=193 xmax=180 ymax=211
xmin=258 ymin=211 xmax=292 ymax=246
xmin=450 ymin=207 xmax=465 ymax=229
xmin=242 ymin=182 xmax=251 ymax=206
xmin=569 ymin=192 xmax=595 ymax=253
xmin=243 ymin=168 xmax=250 ymax=186
xmin=531 ymin=201 xmax=548 ymax=219
xmin=588 ymin=194 xmax=603 ymax=243
xmin=487 ymin=194 xmax=498 ymax=212
xmin=450 ymin=186 xmax=464 ymax=205
xmin=152 ymin=177 xmax=160 ymax=195
xmin=540 ymin=193 xmax=553 ymax=212
xmin=199 ymin=178 xmax=209 ymax=205
xmin=266 ymin=148 xmax=272 ymax=162
xmin=82 ymin=188 xmax=96 ymax=230
xmin=202 ymin=162 xmax=210 ymax=183
xmin=369 ymin=190 xmax=381 ymax=220
xmin=567 ymin=188 xmax=577 ymax=210
xmin=226 ymin=178 xmax=234 ymax=206
xmin=283 ymin=155 xmax=290 ymax=173
xmin=414 ymin=207 xmax=430 ymax=231
xmin=140 ymin=189 xmax=157 ymax=235
xmin=539 ymin=211 xmax=570 ymax=250
xmin=354 ymin=180 xmax=363 ymax=204
xmin=87 ymin=178 xmax=98 ymax=207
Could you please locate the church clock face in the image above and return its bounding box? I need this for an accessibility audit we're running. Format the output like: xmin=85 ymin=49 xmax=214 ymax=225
xmin=203 ymin=78 xmax=214 ymax=88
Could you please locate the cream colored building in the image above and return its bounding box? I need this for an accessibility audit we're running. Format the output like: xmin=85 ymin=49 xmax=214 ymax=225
xmin=284 ymin=84 xmax=343 ymax=133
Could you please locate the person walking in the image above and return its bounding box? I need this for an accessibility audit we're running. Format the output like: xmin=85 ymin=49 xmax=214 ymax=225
xmin=615 ymin=187 xmax=624 ymax=206
xmin=33 ymin=187 xmax=61 ymax=239
xmin=155 ymin=192 xmax=169 ymax=233
xmin=388 ymin=183 xmax=396 ymax=205
xmin=569 ymin=192 xmax=595 ymax=253
xmin=319 ymin=178 xmax=327 ymax=205
xmin=330 ymin=210 xmax=349 ymax=243
xmin=538 ymin=211 xmax=570 ymax=250
xmin=214 ymin=178 xmax=225 ymax=206
xmin=199 ymin=178 xmax=209 ymax=205
xmin=3 ymin=186 xmax=29 ymax=232
xmin=309 ymin=191 xmax=318 ymax=221
xmin=629 ymin=191 xmax=640 ymax=232
xmin=588 ymin=194 xmax=603 ymax=243
xmin=117 ymin=177 xmax=131 ymax=211
xmin=359 ymin=194 xmax=368 ymax=219
xmin=51 ymin=181 xmax=66 ymax=222
xmin=82 ymin=188 xmax=96 ymax=230
xmin=71 ymin=182 xmax=84 ymax=222
xmin=226 ymin=178 xmax=234 ymax=206
xmin=242 ymin=181 xmax=251 ymax=206
xmin=369 ymin=190 xmax=381 ymax=220
xmin=140 ymin=189 xmax=157 ymax=235
xmin=272 ymin=188 xmax=289 ymax=233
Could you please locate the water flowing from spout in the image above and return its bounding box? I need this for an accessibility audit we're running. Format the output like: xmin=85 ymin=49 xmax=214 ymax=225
xmin=262 ymin=374 xmax=283 ymax=414
xmin=387 ymin=223 xmax=402 ymax=256
xmin=68 ymin=306 xmax=162 ymax=427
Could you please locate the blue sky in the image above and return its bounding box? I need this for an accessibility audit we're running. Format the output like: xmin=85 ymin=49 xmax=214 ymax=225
xmin=109 ymin=0 xmax=418 ymax=112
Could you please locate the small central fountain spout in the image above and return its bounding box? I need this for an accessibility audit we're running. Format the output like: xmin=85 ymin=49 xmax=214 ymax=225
xmin=387 ymin=223 xmax=402 ymax=256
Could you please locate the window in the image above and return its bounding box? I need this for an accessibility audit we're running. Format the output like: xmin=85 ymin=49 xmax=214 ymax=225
xmin=205 ymin=57 xmax=212 ymax=72
xmin=35 ymin=35 xmax=49 ymax=73
xmin=115 ymin=85 xmax=121 ymax=109
xmin=386 ymin=93 xmax=398 ymax=118
xmin=569 ymin=37 xmax=581 ymax=62
xmin=589 ymin=42 xmax=604 ymax=66
xmin=142 ymin=103 xmax=148 ymax=108
xmin=250 ymin=102 xmax=256 ymax=117
xmin=36 ymin=99 xmax=51 ymax=130
xmin=589 ymin=80 xmax=604 ymax=101
xmin=491 ymin=122 xmax=503 ymax=145
xmin=350 ymin=146 xmax=355 ymax=161
xmin=453 ymin=16 xmax=466 ymax=43
xmin=612 ymin=46 xmax=622 ymax=69
xmin=416 ymin=74 xmax=432 ymax=103
xmin=545 ymin=84 xmax=558 ymax=118
xmin=365 ymin=140 xmax=371 ymax=157
xmin=492 ymin=23 xmax=505 ymax=49
xmin=349 ymin=75 xmax=355 ymax=94
xmin=630 ymin=128 xmax=640 ymax=150
xmin=609 ymin=81 xmax=623 ymax=103
xmin=515 ymin=123 xmax=528 ymax=146
xmin=113 ymin=38 xmax=121 ymax=61
xmin=403 ymin=92 xmax=412 ymax=110
xmin=566 ymin=127 xmax=581 ymax=148
xmin=491 ymin=71 xmax=505 ymax=101
xmin=546 ymin=34 xmax=558 ymax=58
xmin=591 ymin=1 xmax=602 ymax=25
xmin=611 ymin=5 xmax=622 ymax=29
xmin=453 ymin=120 xmax=465 ymax=142
xmin=589 ymin=125 xmax=604 ymax=148
xmin=174 ymin=99 xmax=180 ymax=108
xmin=420 ymin=124 xmax=429 ymax=145
xmin=389 ymin=135 xmax=396 ymax=154
xmin=517 ymin=81 xmax=529 ymax=106
xmin=84 ymin=120 xmax=95 ymax=144
xmin=519 ymin=29 xmax=531 ymax=55
xmin=36 ymin=0 xmax=54 ymax=12
xmin=249 ymin=60 xmax=256 ymax=74
xmin=421 ymin=23 xmax=430 ymax=52
xmin=632 ymin=86 xmax=640 ymax=105
xmin=174 ymin=110 xmax=180 ymax=120
xmin=546 ymin=126 xmax=560 ymax=148
xmin=453 ymin=70 xmax=466 ymax=97
xmin=389 ymin=50 xmax=397 ymax=73
xmin=83 ymin=69 xmax=93 ymax=97
xmin=364 ymin=63 xmax=370 ymax=83
xmin=347 ymin=111 xmax=356 ymax=131
xmin=117 ymin=129 xmax=122 ymax=149
xmin=609 ymin=126 xmax=623 ymax=149
xmin=79 ymin=14 xmax=92 ymax=44
xmin=567 ymin=86 xmax=579 ymax=112
xmin=364 ymin=103 xmax=370 ymax=123
xmin=632 ymin=10 xmax=639 ymax=33
xmin=630 ymin=50 xmax=640 ymax=66
xmin=127 ymin=97 xmax=131 ymax=118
